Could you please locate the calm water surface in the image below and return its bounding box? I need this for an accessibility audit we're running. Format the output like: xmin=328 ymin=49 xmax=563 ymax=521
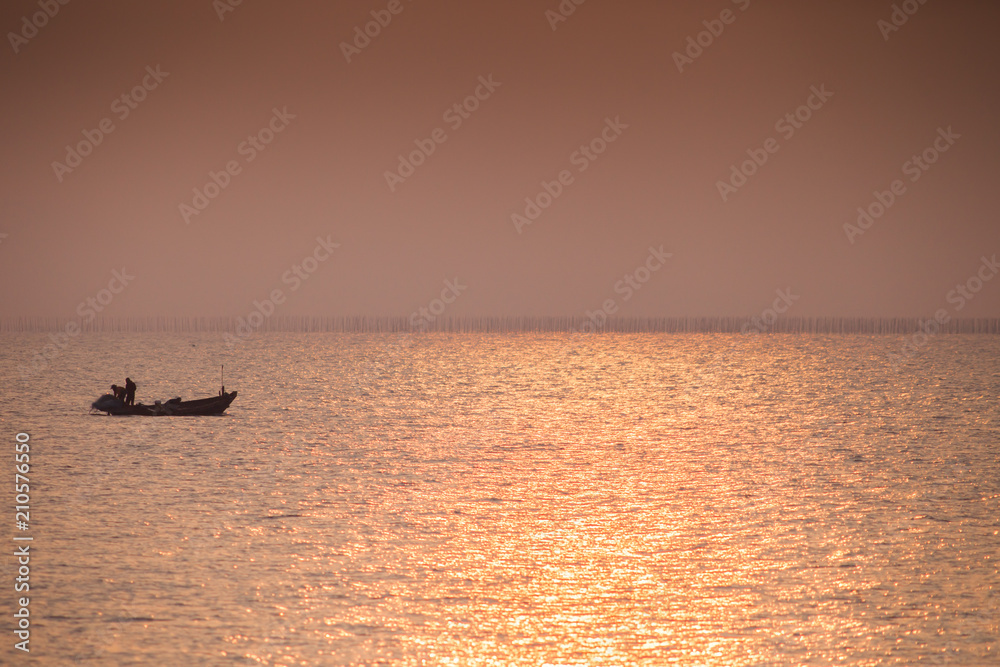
xmin=0 ymin=332 xmax=997 ymax=665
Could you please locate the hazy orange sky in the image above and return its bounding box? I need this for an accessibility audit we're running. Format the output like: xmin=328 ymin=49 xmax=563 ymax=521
xmin=1 ymin=0 xmax=998 ymax=319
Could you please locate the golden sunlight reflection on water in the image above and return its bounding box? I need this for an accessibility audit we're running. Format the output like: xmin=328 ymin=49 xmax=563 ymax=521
xmin=0 ymin=332 xmax=997 ymax=665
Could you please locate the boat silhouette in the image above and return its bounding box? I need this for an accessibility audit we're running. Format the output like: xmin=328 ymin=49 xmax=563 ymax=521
xmin=91 ymin=391 xmax=237 ymax=416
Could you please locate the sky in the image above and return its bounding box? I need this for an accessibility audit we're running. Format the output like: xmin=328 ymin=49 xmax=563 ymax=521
xmin=1 ymin=0 xmax=998 ymax=320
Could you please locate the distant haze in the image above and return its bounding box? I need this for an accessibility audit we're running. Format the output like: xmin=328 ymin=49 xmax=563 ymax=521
xmin=1 ymin=0 xmax=998 ymax=320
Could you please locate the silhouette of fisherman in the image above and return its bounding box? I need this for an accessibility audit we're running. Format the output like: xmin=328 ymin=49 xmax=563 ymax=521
xmin=124 ymin=378 xmax=137 ymax=406
xmin=111 ymin=385 xmax=125 ymax=401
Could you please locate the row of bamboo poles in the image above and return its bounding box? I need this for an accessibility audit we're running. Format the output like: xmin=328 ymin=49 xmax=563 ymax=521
xmin=1 ymin=316 xmax=999 ymax=334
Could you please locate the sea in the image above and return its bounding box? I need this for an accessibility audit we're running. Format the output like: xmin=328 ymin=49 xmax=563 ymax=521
xmin=0 ymin=332 xmax=997 ymax=666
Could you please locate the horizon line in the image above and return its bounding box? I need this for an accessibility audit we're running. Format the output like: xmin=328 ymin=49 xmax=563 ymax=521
xmin=1 ymin=315 xmax=998 ymax=335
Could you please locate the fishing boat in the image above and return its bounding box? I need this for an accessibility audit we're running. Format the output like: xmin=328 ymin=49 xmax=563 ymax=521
xmin=91 ymin=365 xmax=236 ymax=416
xmin=91 ymin=391 xmax=238 ymax=416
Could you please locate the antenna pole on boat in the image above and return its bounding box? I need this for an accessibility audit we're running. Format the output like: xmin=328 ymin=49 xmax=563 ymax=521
xmin=220 ymin=364 xmax=225 ymax=396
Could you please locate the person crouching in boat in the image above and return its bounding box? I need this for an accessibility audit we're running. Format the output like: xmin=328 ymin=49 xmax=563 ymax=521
xmin=111 ymin=385 xmax=126 ymax=401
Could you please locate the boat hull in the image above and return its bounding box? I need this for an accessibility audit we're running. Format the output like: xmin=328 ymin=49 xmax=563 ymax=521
xmin=92 ymin=391 xmax=238 ymax=416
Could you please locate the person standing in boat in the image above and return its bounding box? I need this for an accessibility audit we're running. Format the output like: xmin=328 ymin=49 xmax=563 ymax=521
xmin=124 ymin=377 xmax=137 ymax=406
